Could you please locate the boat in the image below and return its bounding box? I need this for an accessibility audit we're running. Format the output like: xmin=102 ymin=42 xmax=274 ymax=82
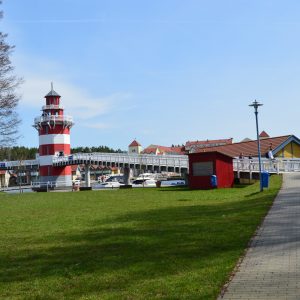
xmin=132 ymin=173 xmax=157 ymax=187
xmin=131 ymin=178 xmax=157 ymax=187
xmin=99 ymin=174 xmax=124 ymax=188
xmin=135 ymin=173 xmax=157 ymax=180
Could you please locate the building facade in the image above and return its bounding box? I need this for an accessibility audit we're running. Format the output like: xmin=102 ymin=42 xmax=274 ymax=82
xmin=128 ymin=140 xmax=143 ymax=154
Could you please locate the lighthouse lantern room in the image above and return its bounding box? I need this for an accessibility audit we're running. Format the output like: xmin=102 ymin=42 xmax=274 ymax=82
xmin=33 ymin=84 xmax=74 ymax=186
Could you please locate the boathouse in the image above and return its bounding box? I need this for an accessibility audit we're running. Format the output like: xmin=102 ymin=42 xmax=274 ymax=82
xmin=188 ymin=151 xmax=234 ymax=189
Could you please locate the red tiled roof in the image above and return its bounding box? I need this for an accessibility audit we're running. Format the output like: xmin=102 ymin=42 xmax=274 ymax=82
xmin=142 ymin=147 xmax=158 ymax=154
xmin=129 ymin=140 xmax=141 ymax=147
xmin=259 ymin=131 xmax=270 ymax=138
xmin=169 ymin=146 xmax=185 ymax=154
xmin=189 ymin=150 xmax=235 ymax=158
xmin=142 ymin=145 xmax=185 ymax=155
xmin=196 ymin=135 xmax=292 ymax=157
xmin=185 ymin=138 xmax=233 ymax=148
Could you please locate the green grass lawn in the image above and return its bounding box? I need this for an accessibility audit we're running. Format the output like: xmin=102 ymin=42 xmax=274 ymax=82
xmin=0 ymin=176 xmax=281 ymax=300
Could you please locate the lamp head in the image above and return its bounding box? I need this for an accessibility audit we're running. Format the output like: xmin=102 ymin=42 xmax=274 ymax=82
xmin=249 ymin=99 xmax=263 ymax=108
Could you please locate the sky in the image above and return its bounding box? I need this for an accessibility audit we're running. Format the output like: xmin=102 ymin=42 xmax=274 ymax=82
xmin=2 ymin=0 xmax=300 ymax=150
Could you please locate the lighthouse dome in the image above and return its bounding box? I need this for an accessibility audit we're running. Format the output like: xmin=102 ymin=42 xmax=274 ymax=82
xmin=45 ymin=82 xmax=61 ymax=97
xmin=45 ymin=89 xmax=60 ymax=97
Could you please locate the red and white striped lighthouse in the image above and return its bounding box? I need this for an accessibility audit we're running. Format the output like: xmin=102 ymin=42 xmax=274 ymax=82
xmin=33 ymin=83 xmax=74 ymax=186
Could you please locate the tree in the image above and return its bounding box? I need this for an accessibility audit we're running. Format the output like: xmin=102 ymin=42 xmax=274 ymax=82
xmin=0 ymin=146 xmax=38 ymax=160
xmin=0 ymin=1 xmax=22 ymax=147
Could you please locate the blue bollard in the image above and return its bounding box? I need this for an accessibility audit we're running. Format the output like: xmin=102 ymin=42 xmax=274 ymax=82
xmin=262 ymin=171 xmax=269 ymax=188
xmin=211 ymin=175 xmax=218 ymax=188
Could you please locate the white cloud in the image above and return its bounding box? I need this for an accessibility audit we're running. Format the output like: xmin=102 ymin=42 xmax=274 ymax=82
xmin=81 ymin=122 xmax=112 ymax=129
xmin=13 ymin=52 xmax=133 ymax=124
xmin=20 ymin=75 xmax=131 ymax=120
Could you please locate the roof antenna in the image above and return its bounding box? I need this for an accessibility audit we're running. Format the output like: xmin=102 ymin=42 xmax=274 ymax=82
xmin=51 ymin=82 xmax=54 ymax=91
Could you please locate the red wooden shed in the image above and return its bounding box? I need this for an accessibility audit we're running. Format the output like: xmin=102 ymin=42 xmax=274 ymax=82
xmin=188 ymin=151 xmax=234 ymax=189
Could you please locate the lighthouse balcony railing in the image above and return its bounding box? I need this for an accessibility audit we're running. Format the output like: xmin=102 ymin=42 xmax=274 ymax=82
xmin=42 ymin=104 xmax=64 ymax=111
xmin=34 ymin=115 xmax=73 ymax=124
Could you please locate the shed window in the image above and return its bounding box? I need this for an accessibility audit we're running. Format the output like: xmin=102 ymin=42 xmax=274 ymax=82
xmin=192 ymin=161 xmax=213 ymax=176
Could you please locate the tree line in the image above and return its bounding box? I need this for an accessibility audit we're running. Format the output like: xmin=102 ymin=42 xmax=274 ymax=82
xmin=0 ymin=147 xmax=37 ymax=161
xmin=72 ymin=146 xmax=124 ymax=154
xmin=0 ymin=146 xmax=125 ymax=161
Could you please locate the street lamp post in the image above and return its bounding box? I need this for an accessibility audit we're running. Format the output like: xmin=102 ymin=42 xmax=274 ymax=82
xmin=249 ymin=100 xmax=263 ymax=192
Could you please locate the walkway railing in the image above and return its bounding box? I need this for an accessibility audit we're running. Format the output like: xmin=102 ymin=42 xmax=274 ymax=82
xmin=2 ymin=155 xmax=300 ymax=174
xmin=233 ymin=158 xmax=300 ymax=173
xmin=53 ymin=152 xmax=189 ymax=169
xmin=32 ymin=181 xmax=71 ymax=188
xmin=0 ymin=159 xmax=39 ymax=169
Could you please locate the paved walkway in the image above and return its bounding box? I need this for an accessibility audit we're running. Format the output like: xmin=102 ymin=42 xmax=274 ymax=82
xmin=219 ymin=173 xmax=300 ymax=300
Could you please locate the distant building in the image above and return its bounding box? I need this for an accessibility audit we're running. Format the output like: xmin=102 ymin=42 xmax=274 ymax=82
xmin=0 ymin=170 xmax=10 ymax=188
xmin=197 ymin=134 xmax=300 ymax=158
xmin=132 ymin=132 xmax=300 ymax=159
xmin=185 ymin=138 xmax=233 ymax=153
xmin=241 ymin=131 xmax=270 ymax=142
xmin=259 ymin=130 xmax=270 ymax=139
xmin=241 ymin=138 xmax=252 ymax=142
xmin=142 ymin=144 xmax=185 ymax=155
xmin=129 ymin=138 xmax=233 ymax=156
xmin=128 ymin=140 xmax=143 ymax=154
xmin=71 ymin=165 xmax=81 ymax=181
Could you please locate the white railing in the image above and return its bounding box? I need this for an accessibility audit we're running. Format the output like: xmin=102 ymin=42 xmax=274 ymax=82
xmin=34 ymin=115 xmax=73 ymax=124
xmin=53 ymin=152 xmax=189 ymax=169
xmin=3 ymin=155 xmax=300 ymax=174
xmin=32 ymin=180 xmax=72 ymax=188
xmin=233 ymin=158 xmax=300 ymax=173
xmin=0 ymin=159 xmax=39 ymax=169
xmin=42 ymin=104 xmax=64 ymax=110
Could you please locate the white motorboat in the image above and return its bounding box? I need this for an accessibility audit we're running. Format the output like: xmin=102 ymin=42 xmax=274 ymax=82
xmin=99 ymin=174 xmax=124 ymax=188
xmin=135 ymin=173 xmax=157 ymax=180
xmin=131 ymin=173 xmax=157 ymax=187
xmin=100 ymin=181 xmax=124 ymax=188
xmin=132 ymin=178 xmax=157 ymax=187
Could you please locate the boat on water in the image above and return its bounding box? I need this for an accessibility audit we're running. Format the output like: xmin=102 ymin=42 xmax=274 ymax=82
xmin=97 ymin=172 xmax=185 ymax=189
xmin=131 ymin=178 xmax=157 ymax=187
xmin=99 ymin=174 xmax=124 ymax=188
xmin=135 ymin=173 xmax=157 ymax=180
xmin=131 ymin=173 xmax=157 ymax=187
